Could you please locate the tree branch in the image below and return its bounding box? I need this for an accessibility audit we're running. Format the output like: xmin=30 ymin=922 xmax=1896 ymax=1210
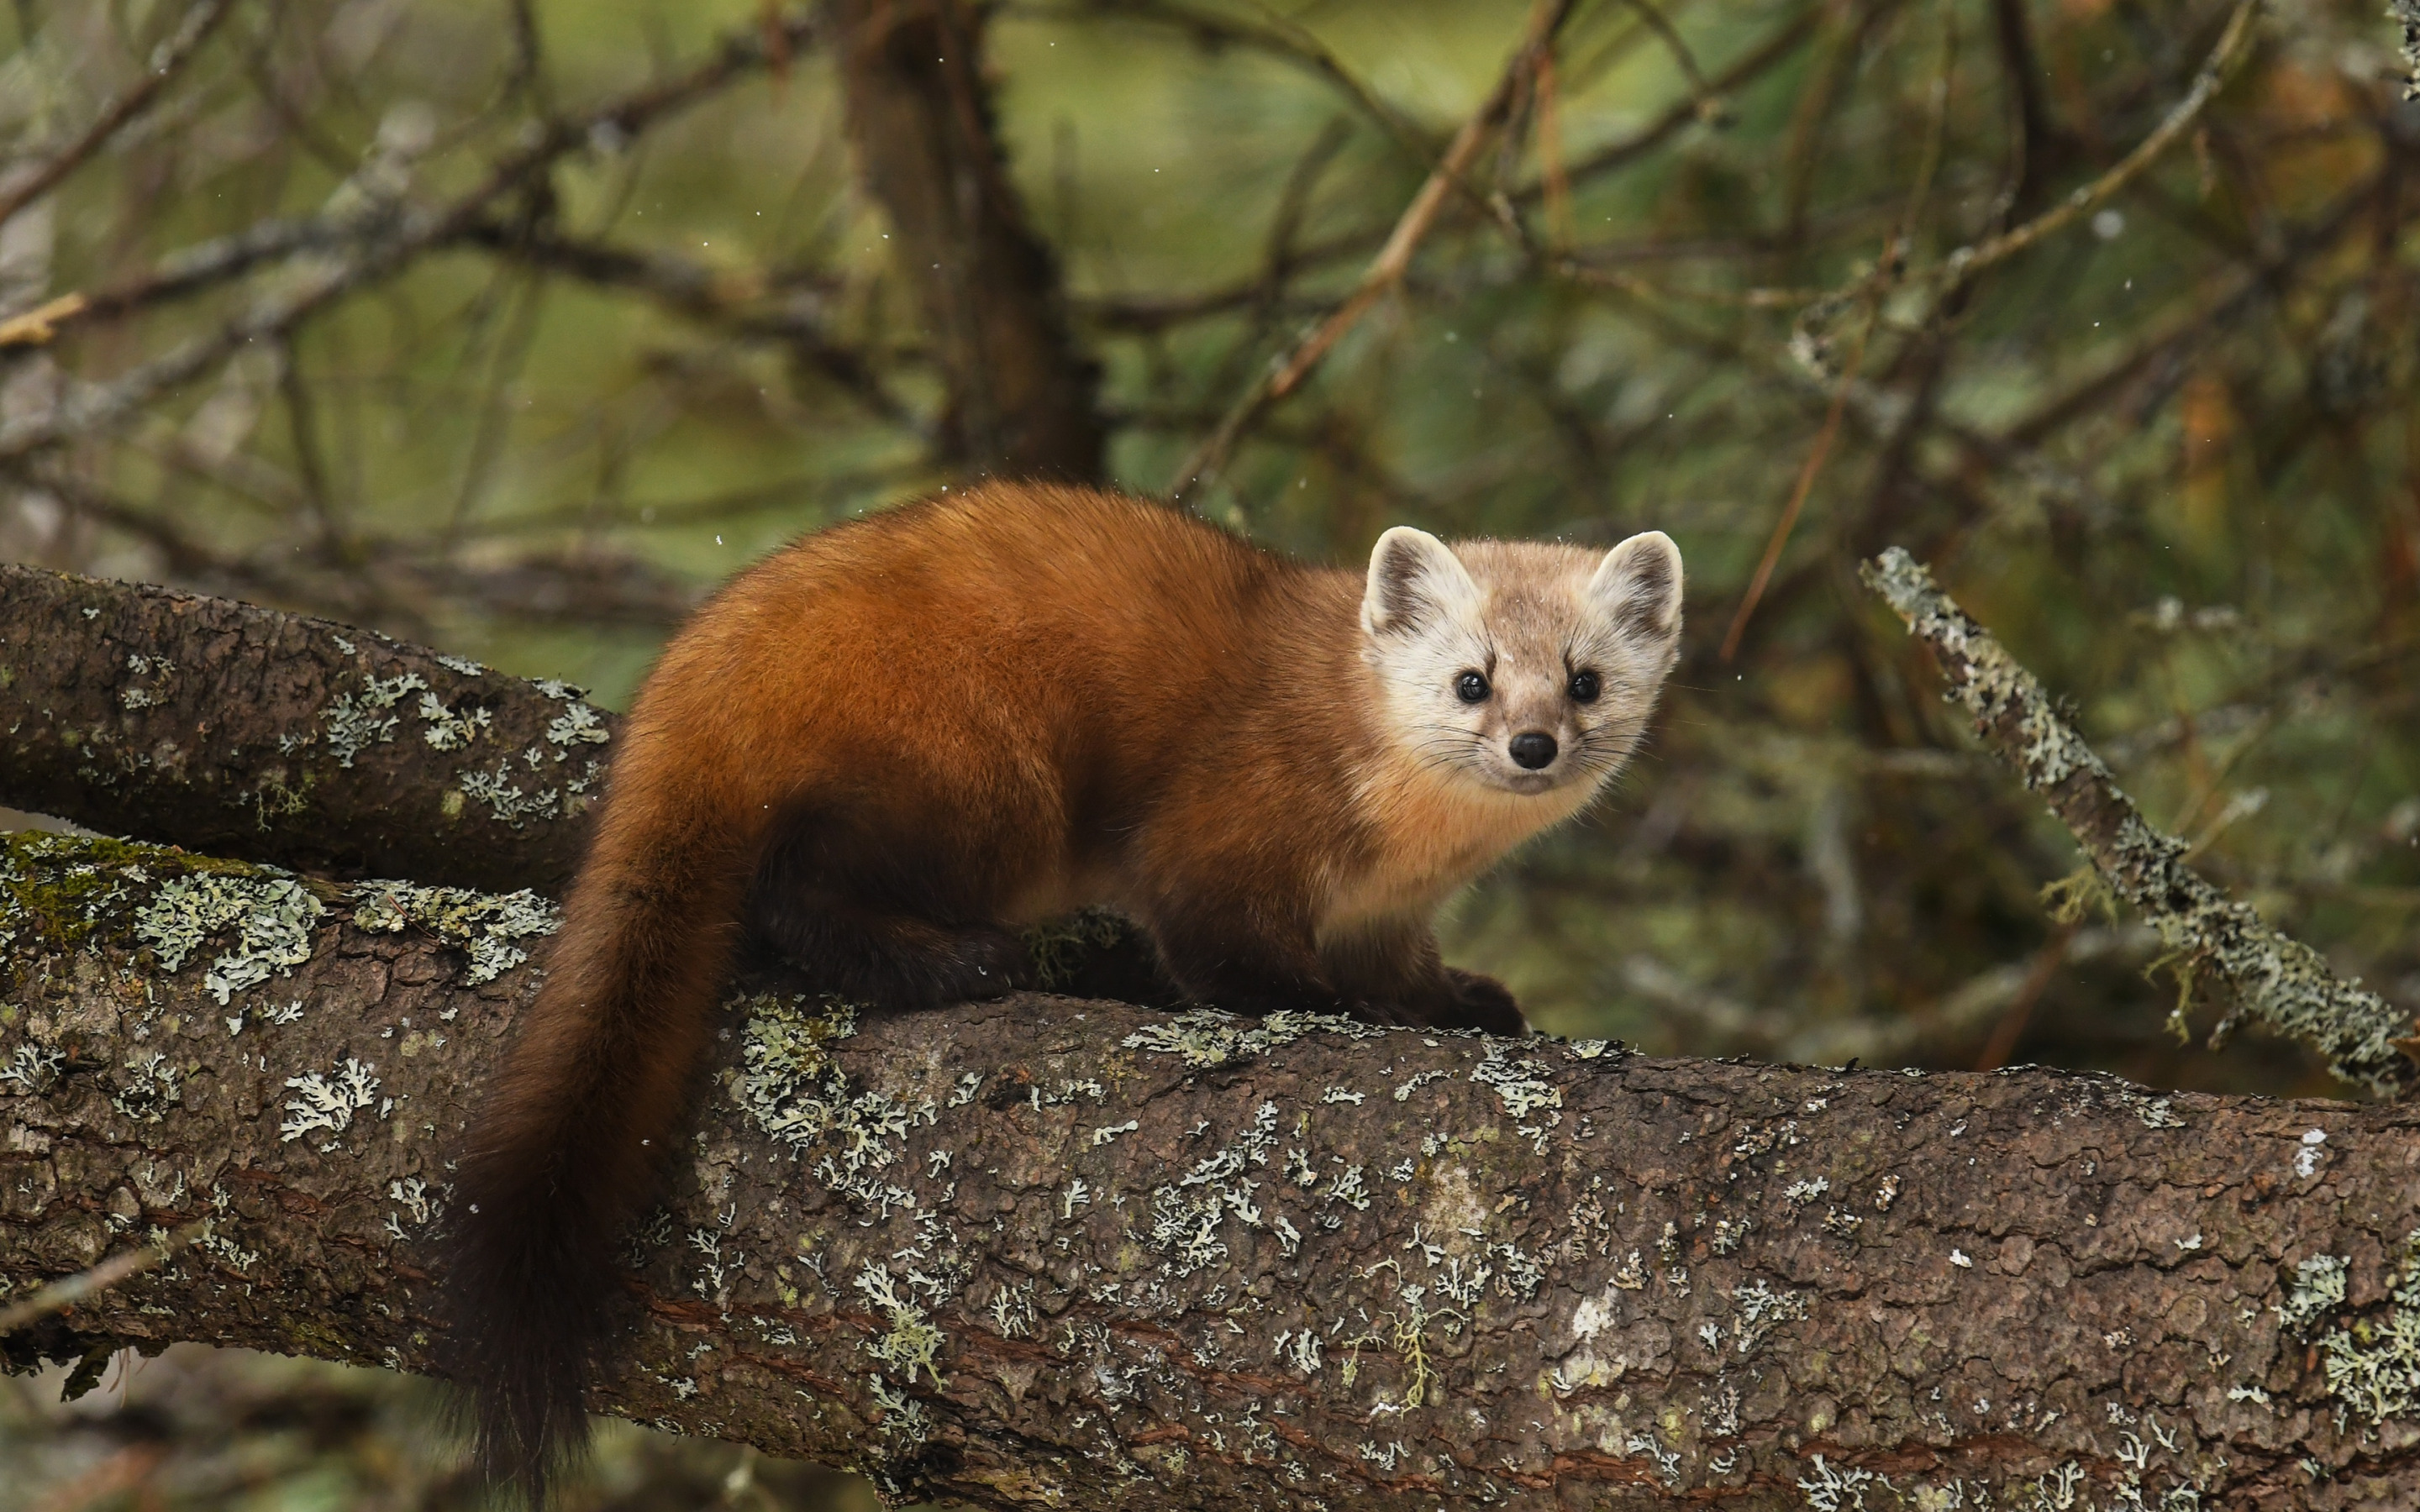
xmin=0 ymin=563 xmax=613 ymax=893
xmin=1861 ymin=547 xmax=2419 ymax=1095
xmin=0 ymin=5 xmax=827 ymax=460
xmin=1167 ymin=0 xmax=1580 ymax=504
xmin=5 ymin=533 xmax=2420 ymax=1506
xmin=7 ymin=827 xmax=2420 ymax=1508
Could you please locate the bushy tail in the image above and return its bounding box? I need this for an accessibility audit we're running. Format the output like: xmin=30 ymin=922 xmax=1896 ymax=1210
xmin=442 ymin=799 xmax=749 ymax=1504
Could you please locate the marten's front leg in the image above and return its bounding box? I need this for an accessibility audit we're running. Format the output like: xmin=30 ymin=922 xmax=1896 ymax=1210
xmin=1139 ymin=875 xmax=1344 ymax=1019
xmin=1322 ymin=916 xmax=1527 ymax=1035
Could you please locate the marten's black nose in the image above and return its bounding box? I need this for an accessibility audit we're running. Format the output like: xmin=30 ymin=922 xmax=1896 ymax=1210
xmin=1509 ymin=732 xmax=1557 ymax=769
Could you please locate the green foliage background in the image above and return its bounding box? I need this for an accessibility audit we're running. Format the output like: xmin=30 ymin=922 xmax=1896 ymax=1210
xmin=2 ymin=0 xmax=2417 ymax=1503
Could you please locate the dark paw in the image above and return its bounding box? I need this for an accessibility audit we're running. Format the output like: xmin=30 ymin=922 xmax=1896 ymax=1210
xmin=931 ymin=928 xmax=1031 ymax=1002
xmin=1438 ymin=968 xmax=1527 ymax=1036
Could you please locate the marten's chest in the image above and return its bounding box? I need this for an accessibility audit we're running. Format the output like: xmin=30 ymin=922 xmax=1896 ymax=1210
xmin=1320 ymin=759 xmax=1592 ymax=930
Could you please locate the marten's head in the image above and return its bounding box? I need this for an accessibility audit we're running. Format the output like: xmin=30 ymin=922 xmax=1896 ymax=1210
xmin=1360 ymin=526 xmax=1682 ymax=799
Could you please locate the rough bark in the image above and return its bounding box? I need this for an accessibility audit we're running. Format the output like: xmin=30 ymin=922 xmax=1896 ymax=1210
xmin=825 ymin=0 xmax=1106 ymax=481
xmin=0 ymin=562 xmax=612 ymax=893
xmin=5 ymin=830 xmax=2420 ymax=1510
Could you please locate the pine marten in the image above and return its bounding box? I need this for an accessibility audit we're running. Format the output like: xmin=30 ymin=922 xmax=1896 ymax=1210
xmin=444 ymin=482 xmax=1683 ymax=1497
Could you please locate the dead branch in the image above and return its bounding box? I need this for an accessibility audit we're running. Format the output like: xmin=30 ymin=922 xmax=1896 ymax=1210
xmin=1168 ymin=0 xmax=1581 ymax=502
xmin=1862 ymin=547 xmax=2418 ymax=1095
xmin=0 ymin=6 xmax=826 ymax=462
xmin=0 ymin=0 xmax=237 ymax=234
xmin=0 ymin=562 xmax=613 ymax=892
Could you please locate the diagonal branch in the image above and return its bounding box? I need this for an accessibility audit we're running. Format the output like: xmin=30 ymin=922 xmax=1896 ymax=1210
xmin=0 ymin=7 xmax=826 ymax=462
xmin=0 ymin=562 xmax=616 ymax=893
xmin=0 ymin=0 xmax=238 ymax=234
xmin=1861 ymin=547 xmax=2418 ymax=1095
xmin=1928 ymin=0 xmax=2260 ymax=291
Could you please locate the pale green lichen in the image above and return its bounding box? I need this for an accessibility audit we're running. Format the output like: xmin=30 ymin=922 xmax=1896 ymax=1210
xmin=134 ymin=871 xmax=324 ymax=1004
xmin=732 ymin=995 xmax=940 ymax=1215
xmin=321 ymin=672 xmax=427 ymax=767
xmin=543 ymin=701 xmax=611 ymax=748
xmin=0 ymin=1042 xmax=66 ymax=1095
xmin=416 ymin=690 xmax=491 ymax=750
xmin=1729 ymin=1279 xmax=1808 ymax=1356
xmin=280 ymin=1057 xmax=381 ymax=1145
xmin=733 ymin=993 xmax=861 ymax=1145
xmin=854 ymin=1262 xmax=948 ymax=1387
xmin=2305 ymin=1233 xmax=2420 ymax=1425
xmin=1119 ymin=1005 xmax=1387 ymax=1069
xmin=1470 ymin=1042 xmax=1563 ymax=1120
xmin=349 ymin=880 xmax=557 ymax=982
xmin=108 ymin=1050 xmax=182 ymax=1123
xmin=456 ymin=759 xmax=568 ymax=827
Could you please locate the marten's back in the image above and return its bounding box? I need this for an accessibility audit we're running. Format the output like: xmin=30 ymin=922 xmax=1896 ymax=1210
xmin=612 ymin=484 xmax=1365 ymax=858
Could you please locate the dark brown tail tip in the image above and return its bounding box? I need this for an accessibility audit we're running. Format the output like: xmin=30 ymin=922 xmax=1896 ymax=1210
xmin=440 ymin=1166 xmax=620 ymax=1507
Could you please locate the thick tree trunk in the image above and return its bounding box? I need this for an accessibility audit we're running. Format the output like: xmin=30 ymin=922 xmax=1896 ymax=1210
xmin=6 ymin=569 xmax=2420 ymax=1509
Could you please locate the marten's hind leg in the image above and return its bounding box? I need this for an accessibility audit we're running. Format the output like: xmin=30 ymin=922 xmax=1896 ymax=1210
xmin=747 ymin=799 xmax=1026 ymax=1007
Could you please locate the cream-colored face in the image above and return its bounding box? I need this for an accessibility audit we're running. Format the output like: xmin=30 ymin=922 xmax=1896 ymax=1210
xmin=1359 ymin=526 xmax=1683 ymax=798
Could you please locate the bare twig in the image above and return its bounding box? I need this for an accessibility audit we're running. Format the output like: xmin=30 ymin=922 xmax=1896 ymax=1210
xmin=0 ymin=8 xmax=826 ymax=466
xmin=1012 ymin=0 xmax=1443 ymax=173
xmin=1862 ymin=546 xmax=2418 ymax=1095
xmin=1168 ymin=0 xmax=1579 ymax=502
xmin=1613 ymin=0 xmax=1725 ymax=123
xmin=0 ymin=292 xmax=86 ymax=348
xmin=1077 ymin=9 xmax=1823 ymax=336
xmin=1719 ymin=310 xmax=1875 ymax=662
xmin=0 ymin=0 xmax=237 ymax=233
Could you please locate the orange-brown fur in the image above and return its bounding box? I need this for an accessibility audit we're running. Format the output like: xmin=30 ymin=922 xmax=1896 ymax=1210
xmin=444 ymin=484 xmax=1681 ymax=1499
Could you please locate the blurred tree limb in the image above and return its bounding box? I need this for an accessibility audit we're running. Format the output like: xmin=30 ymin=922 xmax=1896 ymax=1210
xmin=0 ymin=7 xmax=831 ymax=467
xmin=824 ymin=0 xmax=1106 ymax=480
xmin=0 ymin=561 xmax=612 ymax=892
xmin=0 ymin=0 xmax=236 ymax=234
xmin=8 ymin=519 xmax=2420 ymax=1510
xmin=1864 ymin=547 xmax=2419 ymax=1095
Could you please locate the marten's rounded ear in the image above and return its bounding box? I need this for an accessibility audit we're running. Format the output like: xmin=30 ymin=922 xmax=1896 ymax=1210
xmin=1363 ymin=527 xmax=1481 ymax=637
xmin=1587 ymin=531 xmax=1683 ymax=640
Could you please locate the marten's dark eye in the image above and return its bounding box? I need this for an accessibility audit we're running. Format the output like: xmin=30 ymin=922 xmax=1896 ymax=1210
xmin=1455 ymin=670 xmax=1491 ymax=704
xmin=1569 ymin=669 xmax=1602 ymax=703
